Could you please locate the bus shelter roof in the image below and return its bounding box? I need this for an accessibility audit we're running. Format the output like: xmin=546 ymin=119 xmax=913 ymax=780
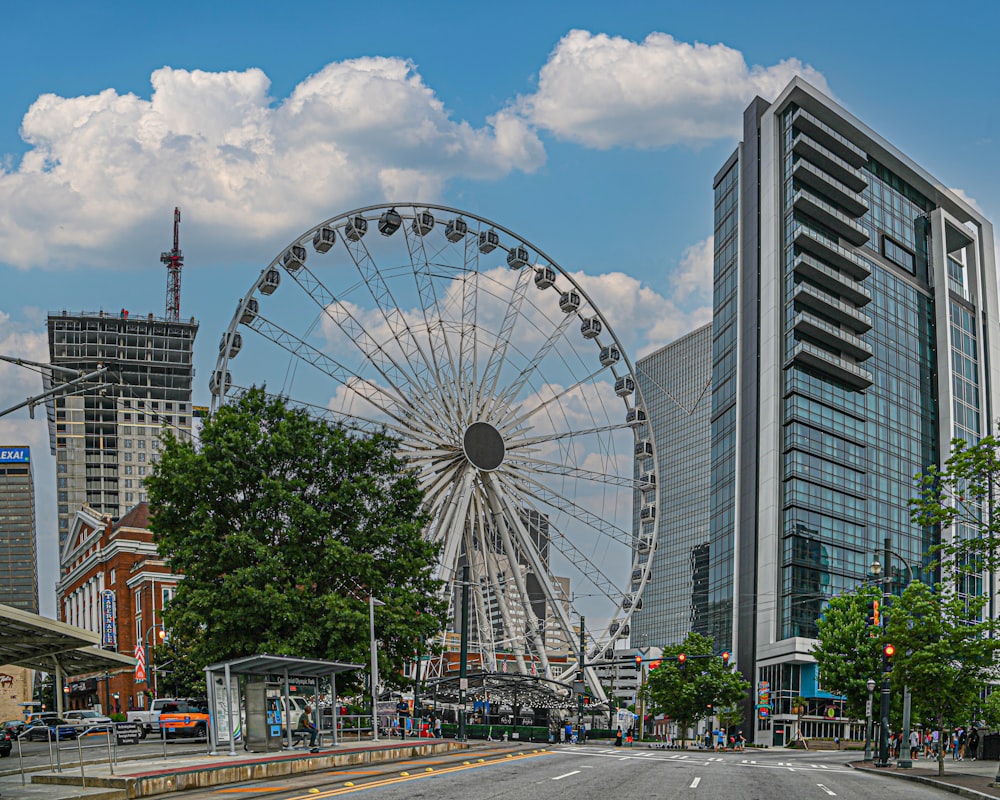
xmin=0 ymin=602 xmax=137 ymax=676
xmin=204 ymin=654 xmax=363 ymax=678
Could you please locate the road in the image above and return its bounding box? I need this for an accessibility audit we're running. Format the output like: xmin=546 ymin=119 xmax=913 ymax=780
xmin=168 ymin=744 xmax=961 ymax=800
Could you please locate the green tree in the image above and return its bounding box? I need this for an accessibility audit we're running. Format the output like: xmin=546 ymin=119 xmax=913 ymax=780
xmin=811 ymin=584 xmax=883 ymax=720
xmin=145 ymin=388 xmax=447 ymax=692
xmin=911 ymin=435 xmax=1000 ymax=579
xmin=885 ymin=581 xmax=998 ymax=776
xmin=151 ymin=632 xmax=206 ymax=697
xmin=643 ymin=633 xmax=749 ymax=744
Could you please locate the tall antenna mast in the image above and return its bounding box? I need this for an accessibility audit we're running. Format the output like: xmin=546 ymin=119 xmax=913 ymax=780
xmin=161 ymin=207 xmax=183 ymax=320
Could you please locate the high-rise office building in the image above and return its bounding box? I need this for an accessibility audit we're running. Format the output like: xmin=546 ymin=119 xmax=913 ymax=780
xmin=0 ymin=446 xmax=39 ymax=612
xmin=708 ymin=78 xmax=997 ymax=744
xmin=631 ymin=325 xmax=712 ymax=649
xmin=46 ymin=311 xmax=199 ymax=545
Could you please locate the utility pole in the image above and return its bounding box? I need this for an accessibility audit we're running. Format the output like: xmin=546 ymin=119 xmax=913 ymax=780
xmin=877 ymin=536 xmax=891 ymax=767
xmin=578 ymin=616 xmax=585 ymax=743
xmin=458 ymin=565 xmax=469 ymax=742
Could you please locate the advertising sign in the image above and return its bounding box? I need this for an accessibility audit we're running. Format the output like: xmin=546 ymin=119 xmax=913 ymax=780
xmin=213 ymin=682 xmax=242 ymax=744
xmin=0 ymin=447 xmax=29 ymax=463
xmin=101 ymin=590 xmax=117 ymax=649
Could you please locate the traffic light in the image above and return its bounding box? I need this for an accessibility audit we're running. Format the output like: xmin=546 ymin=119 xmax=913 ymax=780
xmin=635 ymin=654 xmax=642 ymax=667
xmin=721 ymin=651 xmax=730 ymax=667
xmin=866 ymin=599 xmax=880 ymax=626
xmin=677 ymin=653 xmax=687 ymax=669
xmin=882 ymin=643 xmax=896 ymax=672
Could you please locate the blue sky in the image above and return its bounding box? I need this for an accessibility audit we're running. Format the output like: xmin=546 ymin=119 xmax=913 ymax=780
xmin=2 ymin=0 xmax=998 ymax=614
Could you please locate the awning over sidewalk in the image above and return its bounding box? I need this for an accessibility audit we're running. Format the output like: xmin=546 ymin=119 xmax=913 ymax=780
xmin=204 ymin=653 xmax=362 ymax=677
xmin=0 ymin=602 xmax=137 ymax=676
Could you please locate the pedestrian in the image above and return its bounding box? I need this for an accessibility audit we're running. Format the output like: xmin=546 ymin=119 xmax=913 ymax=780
xmin=716 ymin=728 xmax=726 ymax=752
xmin=909 ymin=728 xmax=920 ymax=760
xmin=969 ymin=728 xmax=980 ymax=761
xmin=958 ymin=727 xmax=967 ymax=761
xmin=565 ymin=721 xmax=573 ymax=744
xmin=433 ymin=715 xmax=442 ymax=739
xmin=737 ymin=731 xmax=746 ymax=751
xmin=626 ymin=728 xmax=633 ymax=747
xmin=615 ymin=727 xmax=623 ymax=747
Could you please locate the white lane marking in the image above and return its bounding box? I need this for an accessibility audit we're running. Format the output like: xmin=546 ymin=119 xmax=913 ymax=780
xmin=817 ymin=784 xmax=836 ymax=796
xmin=690 ymin=776 xmax=701 ymax=788
xmin=580 ymin=765 xmax=593 ymax=768
xmin=552 ymin=770 xmax=581 ymax=781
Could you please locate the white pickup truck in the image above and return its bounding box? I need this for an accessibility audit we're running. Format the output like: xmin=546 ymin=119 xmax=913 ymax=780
xmin=126 ymin=697 xmax=188 ymax=738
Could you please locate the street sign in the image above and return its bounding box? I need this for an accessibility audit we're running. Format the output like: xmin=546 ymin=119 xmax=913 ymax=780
xmin=459 ymin=678 xmax=468 ymax=690
xmin=865 ymin=698 xmax=872 ymax=717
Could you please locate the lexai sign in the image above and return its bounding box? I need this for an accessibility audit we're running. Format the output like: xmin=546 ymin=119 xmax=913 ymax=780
xmin=0 ymin=448 xmax=29 ymax=463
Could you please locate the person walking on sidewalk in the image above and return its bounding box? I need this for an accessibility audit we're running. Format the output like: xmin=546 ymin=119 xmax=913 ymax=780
xmin=909 ymin=728 xmax=920 ymax=760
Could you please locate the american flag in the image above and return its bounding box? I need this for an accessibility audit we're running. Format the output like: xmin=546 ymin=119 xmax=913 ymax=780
xmin=502 ymin=658 xmax=508 ymax=673
xmin=531 ymin=660 xmax=536 ymax=676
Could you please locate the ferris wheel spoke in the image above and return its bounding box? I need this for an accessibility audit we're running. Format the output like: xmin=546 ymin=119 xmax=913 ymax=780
xmin=476 ymin=268 xmax=532 ymax=420
xmin=506 ymin=422 xmax=634 ymax=450
xmin=503 ymin=455 xmax=641 ymax=490
xmin=241 ymin=313 xmax=431 ymax=430
xmin=434 ymin=469 xmax=477 ymax=584
xmin=485 ymin=297 xmax=578 ymax=422
xmin=497 ymin=366 xmax=608 ymax=436
xmin=402 ymin=222 xmax=462 ymax=411
xmin=280 ymin=260 xmax=444 ymax=425
xmin=340 ymin=232 xmax=449 ymax=413
xmin=505 ymin=469 xmax=634 ymax=547
xmin=494 ymin=472 xmax=627 ymax=608
xmin=456 ymin=234 xmax=481 ymax=426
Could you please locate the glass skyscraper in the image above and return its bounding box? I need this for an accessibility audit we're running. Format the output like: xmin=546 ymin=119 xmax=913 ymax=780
xmin=0 ymin=446 xmax=39 ymax=612
xmin=705 ymin=78 xmax=997 ymax=743
xmin=631 ymin=324 xmax=712 ymax=649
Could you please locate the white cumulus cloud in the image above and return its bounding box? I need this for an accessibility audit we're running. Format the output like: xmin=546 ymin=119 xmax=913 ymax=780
xmin=519 ymin=29 xmax=829 ymax=149
xmin=0 ymin=59 xmax=545 ymax=270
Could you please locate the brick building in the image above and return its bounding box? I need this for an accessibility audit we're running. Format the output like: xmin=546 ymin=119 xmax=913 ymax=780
xmin=57 ymin=502 xmax=179 ymax=713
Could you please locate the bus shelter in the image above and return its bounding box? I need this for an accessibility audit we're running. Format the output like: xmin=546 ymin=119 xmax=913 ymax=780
xmin=0 ymin=602 xmax=136 ymax=717
xmin=204 ymin=654 xmax=362 ymax=755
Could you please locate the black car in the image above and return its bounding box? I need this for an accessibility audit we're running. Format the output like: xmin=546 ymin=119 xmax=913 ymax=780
xmin=0 ymin=728 xmax=11 ymax=757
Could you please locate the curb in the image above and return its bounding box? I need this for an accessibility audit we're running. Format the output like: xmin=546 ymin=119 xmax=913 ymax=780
xmin=847 ymin=761 xmax=1000 ymax=800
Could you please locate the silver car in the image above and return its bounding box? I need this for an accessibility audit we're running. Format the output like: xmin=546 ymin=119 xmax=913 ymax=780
xmin=62 ymin=710 xmax=114 ymax=733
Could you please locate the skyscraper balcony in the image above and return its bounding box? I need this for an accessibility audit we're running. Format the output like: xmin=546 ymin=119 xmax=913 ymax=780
xmin=791 ymin=107 xmax=868 ymax=168
xmin=792 ymin=133 xmax=868 ymax=191
xmin=791 ymin=225 xmax=871 ymax=281
xmin=788 ymin=341 xmax=874 ymax=390
xmin=792 ymin=159 xmax=868 ymax=217
xmin=792 ymin=283 xmax=873 ymax=333
xmin=792 ymin=189 xmax=870 ymax=246
xmin=792 ymin=252 xmax=872 ymax=306
xmin=792 ymin=311 xmax=873 ymax=361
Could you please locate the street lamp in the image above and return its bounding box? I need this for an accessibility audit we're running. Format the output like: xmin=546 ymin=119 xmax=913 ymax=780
xmin=863 ymin=678 xmax=875 ymax=762
xmin=369 ymin=596 xmax=385 ymax=742
xmin=143 ymin=623 xmax=165 ymax=699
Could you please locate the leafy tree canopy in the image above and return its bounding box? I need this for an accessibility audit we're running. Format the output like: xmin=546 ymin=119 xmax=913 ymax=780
xmin=643 ymin=632 xmax=749 ymax=740
xmin=811 ymin=584 xmax=883 ymax=720
xmin=885 ymin=581 xmax=997 ymax=732
xmin=145 ymin=388 xmax=447 ymax=693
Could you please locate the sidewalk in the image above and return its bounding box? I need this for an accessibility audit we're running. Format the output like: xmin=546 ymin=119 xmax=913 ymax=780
xmin=850 ymin=756 xmax=1000 ymax=800
xmin=0 ymin=736 xmax=518 ymax=800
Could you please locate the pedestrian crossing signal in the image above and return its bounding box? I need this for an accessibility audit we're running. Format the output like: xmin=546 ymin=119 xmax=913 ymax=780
xmin=867 ymin=599 xmax=880 ymax=626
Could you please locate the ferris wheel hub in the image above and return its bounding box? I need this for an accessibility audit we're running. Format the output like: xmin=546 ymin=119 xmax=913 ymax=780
xmin=463 ymin=421 xmax=505 ymax=471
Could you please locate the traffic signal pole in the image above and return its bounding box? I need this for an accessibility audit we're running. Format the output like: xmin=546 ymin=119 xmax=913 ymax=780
xmin=877 ymin=536 xmax=891 ymax=767
xmin=578 ymin=616 xmax=585 ymax=743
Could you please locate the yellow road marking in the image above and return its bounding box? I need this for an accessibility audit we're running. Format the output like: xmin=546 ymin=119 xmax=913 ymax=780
xmin=281 ymin=751 xmax=547 ymax=800
xmin=215 ymin=789 xmax=290 ymax=793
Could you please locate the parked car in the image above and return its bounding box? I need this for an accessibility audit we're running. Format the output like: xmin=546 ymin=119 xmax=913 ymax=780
xmin=159 ymin=699 xmax=210 ymax=740
xmin=63 ymin=710 xmax=114 ymax=733
xmin=0 ymin=728 xmax=11 ymax=757
xmin=1 ymin=720 xmax=25 ymax=737
xmin=24 ymin=718 xmax=78 ymax=741
xmin=127 ymin=697 xmax=198 ymax=738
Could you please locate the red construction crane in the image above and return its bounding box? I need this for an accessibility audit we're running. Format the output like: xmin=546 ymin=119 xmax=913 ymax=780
xmin=161 ymin=207 xmax=184 ymax=321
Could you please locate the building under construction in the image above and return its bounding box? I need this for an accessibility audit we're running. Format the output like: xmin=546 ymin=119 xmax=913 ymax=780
xmin=45 ymin=310 xmax=198 ymax=544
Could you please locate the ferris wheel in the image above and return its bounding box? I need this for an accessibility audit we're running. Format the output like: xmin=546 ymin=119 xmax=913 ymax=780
xmin=211 ymin=203 xmax=659 ymax=702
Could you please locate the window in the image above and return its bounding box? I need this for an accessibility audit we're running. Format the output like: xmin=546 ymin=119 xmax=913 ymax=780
xmin=122 ymin=426 xmax=132 ymax=435
xmin=135 ymin=590 xmax=142 ymax=614
xmin=109 ymin=569 xmax=115 ymax=585
xmin=124 ymin=439 xmax=132 ymax=448
xmin=138 ymin=466 xmax=146 ymax=476
xmin=125 ymin=453 xmax=132 ymax=462
xmin=137 ymin=440 xmax=145 ymax=449
xmin=138 ymin=453 xmax=146 ymax=462
xmin=124 ymin=479 xmax=133 ymax=488
xmin=124 ymin=465 xmax=133 ymax=475
xmin=882 ymin=235 xmax=915 ymax=273
xmin=125 ymin=492 xmax=133 ymax=502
